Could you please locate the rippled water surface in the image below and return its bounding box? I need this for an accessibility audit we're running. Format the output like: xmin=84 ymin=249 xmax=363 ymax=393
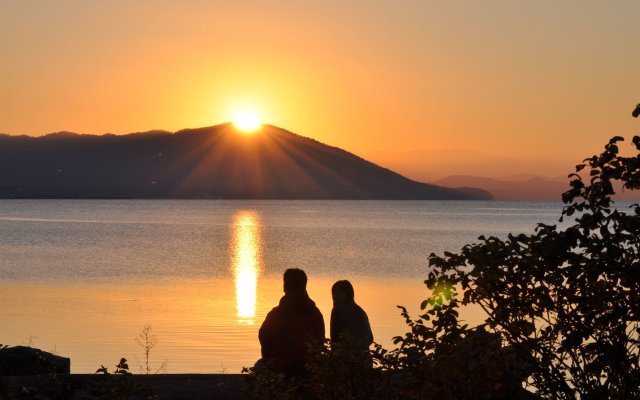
xmin=0 ymin=200 xmax=565 ymax=372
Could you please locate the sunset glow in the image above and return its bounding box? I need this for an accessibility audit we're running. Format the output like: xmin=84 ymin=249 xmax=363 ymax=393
xmin=232 ymin=111 xmax=262 ymax=132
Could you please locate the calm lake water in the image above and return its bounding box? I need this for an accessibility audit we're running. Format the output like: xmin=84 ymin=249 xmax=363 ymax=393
xmin=0 ymin=200 xmax=566 ymax=373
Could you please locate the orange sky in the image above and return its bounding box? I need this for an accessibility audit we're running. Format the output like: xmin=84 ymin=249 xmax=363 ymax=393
xmin=1 ymin=1 xmax=639 ymax=179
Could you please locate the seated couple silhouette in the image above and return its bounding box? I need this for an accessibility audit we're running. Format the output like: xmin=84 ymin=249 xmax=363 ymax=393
xmin=258 ymin=268 xmax=373 ymax=377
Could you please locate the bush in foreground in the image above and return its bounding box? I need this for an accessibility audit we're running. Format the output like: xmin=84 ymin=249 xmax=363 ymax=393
xmin=424 ymin=135 xmax=639 ymax=398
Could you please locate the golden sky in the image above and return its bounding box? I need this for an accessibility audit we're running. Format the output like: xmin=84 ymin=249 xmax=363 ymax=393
xmin=1 ymin=1 xmax=639 ymax=178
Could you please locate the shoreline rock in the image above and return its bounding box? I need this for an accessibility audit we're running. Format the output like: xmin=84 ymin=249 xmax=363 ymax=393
xmin=0 ymin=346 xmax=70 ymax=376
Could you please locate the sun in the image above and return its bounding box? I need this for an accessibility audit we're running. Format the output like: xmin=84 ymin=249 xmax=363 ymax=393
xmin=232 ymin=111 xmax=262 ymax=132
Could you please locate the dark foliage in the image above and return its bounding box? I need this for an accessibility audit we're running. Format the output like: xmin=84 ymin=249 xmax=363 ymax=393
xmin=380 ymin=306 xmax=534 ymax=400
xmin=90 ymin=358 xmax=157 ymax=399
xmin=427 ymin=135 xmax=640 ymax=399
xmin=95 ymin=358 xmax=131 ymax=375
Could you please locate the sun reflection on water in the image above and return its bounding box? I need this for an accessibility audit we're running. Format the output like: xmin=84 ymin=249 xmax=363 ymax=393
xmin=231 ymin=211 xmax=262 ymax=324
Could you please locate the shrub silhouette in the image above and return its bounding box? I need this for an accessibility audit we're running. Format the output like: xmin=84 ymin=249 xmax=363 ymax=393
xmin=135 ymin=324 xmax=168 ymax=374
xmin=426 ymin=135 xmax=640 ymax=399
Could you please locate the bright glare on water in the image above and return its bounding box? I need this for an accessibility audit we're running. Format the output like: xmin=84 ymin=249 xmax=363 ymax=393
xmin=0 ymin=199 xmax=579 ymax=372
xmin=232 ymin=211 xmax=261 ymax=323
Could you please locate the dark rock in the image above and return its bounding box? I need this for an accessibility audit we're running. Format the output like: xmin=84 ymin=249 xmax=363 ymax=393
xmin=0 ymin=346 xmax=70 ymax=376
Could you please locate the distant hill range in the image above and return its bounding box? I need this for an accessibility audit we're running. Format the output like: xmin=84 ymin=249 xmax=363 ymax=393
xmin=435 ymin=175 xmax=568 ymax=201
xmin=0 ymin=124 xmax=491 ymax=200
xmin=435 ymin=174 xmax=640 ymax=201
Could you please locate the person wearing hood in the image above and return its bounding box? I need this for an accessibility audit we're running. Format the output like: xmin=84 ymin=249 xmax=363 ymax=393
xmin=330 ymin=280 xmax=373 ymax=351
xmin=258 ymin=268 xmax=325 ymax=377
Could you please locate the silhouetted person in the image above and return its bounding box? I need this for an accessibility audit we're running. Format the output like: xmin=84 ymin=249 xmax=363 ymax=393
xmin=633 ymin=103 xmax=640 ymax=118
xmin=330 ymin=280 xmax=373 ymax=351
xmin=258 ymin=268 xmax=325 ymax=377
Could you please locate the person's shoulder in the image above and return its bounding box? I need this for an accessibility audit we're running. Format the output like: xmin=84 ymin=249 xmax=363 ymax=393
xmin=355 ymin=302 xmax=368 ymax=316
xmin=308 ymin=300 xmax=324 ymax=317
xmin=354 ymin=303 xmax=370 ymax=321
xmin=265 ymin=304 xmax=283 ymax=319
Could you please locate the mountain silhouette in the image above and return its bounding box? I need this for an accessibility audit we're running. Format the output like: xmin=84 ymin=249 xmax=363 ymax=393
xmin=0 ymin=124 xmax=492 ymax=200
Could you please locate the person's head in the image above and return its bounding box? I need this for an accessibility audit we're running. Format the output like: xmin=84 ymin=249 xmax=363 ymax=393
xmin=332 ymin=280 xmax=355 ymax=304
xmin=283 ymin=268 xmax=307 ymax=294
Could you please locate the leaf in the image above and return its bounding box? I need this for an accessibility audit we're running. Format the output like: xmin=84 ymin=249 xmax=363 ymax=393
xmin=609 ymin=135 xmax=624 ymax=144
xmin=95 ymin=365 xmax=109 ymax=374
